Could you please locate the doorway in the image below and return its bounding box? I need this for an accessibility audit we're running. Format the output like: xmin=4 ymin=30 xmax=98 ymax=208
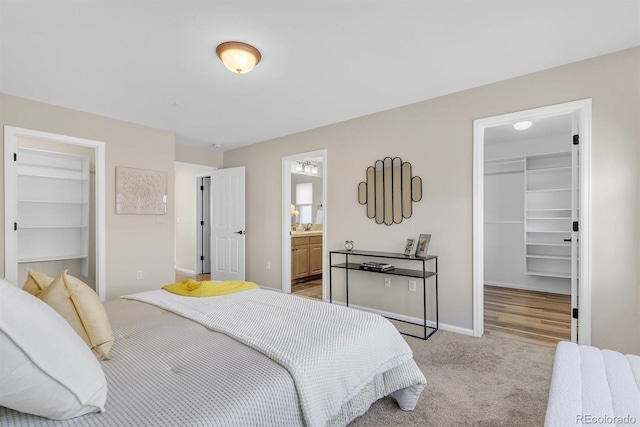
xmin=282 ymin=150 xmax=327 ymax=300
xmin=473 ymin=99 xmax=592 ymax=346
xmin=4 ymin=126 xmax=106 ymax=299
xmin=174 ymin=164 xmax=244 ymax=283
xmin=174 ymin=162 xmax=215 ymax=278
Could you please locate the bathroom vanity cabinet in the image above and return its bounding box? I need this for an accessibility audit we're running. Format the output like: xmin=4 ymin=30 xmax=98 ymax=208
xmin=292 ymin=234 xmax=323 ymax=282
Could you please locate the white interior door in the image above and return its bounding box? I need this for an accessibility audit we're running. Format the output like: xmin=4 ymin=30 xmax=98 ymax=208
xmin=196 ymin=176 xmax=212 ymax=274
xmin=570 ymin=127 xmax=580 ymax=342
xmin=210 ymin=167 xmax=245 ymax=281
xmin=202 ymin=177 xmax=212 ymax=274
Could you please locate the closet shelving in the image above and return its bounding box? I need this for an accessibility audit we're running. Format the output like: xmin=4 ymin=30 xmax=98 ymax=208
xmin=485 ymin=151 xmax=575 ymax=280
xmin=524 ymin=151 xmax=573 ymax=278
xmin=17 ymin=148 xmax=90 ymax=274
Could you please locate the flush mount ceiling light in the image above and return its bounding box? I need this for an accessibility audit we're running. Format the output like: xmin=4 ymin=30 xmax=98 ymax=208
xmin=513 ymin=120 xmax=533 ymax=131
xmin=216 ymin=41 xmax=261 ymax=74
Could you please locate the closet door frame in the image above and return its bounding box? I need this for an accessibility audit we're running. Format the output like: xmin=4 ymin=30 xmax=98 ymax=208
xmin=472 ymin=99 xmax=592 ymax=345
xmin=4 ymin=126 xmax=107 ymax=300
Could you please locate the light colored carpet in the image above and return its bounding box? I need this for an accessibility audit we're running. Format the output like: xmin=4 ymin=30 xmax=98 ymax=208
xmin=351 ymin=329 xmax=555 ymax=427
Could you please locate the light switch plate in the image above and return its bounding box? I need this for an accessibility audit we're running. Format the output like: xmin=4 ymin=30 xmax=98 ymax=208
xmin=384 ymin=277 xmax=391 ymax=288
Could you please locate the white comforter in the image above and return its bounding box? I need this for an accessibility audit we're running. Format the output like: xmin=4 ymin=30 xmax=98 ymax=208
xmin=123 ymin=288 xmax=423 ymax=427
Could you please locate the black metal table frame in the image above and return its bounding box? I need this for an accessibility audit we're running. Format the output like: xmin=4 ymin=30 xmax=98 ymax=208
xmin=329 ymin=250 xmax=438 ymax=340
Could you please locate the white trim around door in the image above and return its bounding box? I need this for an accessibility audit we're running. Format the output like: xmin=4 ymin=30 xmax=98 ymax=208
xmin=282 ymin=149 xmax=328 ymax=299
xmin=472 ymin=99 xmax=592 ymax=345
xmin=4 ymin=126 xmax=107 ymax=300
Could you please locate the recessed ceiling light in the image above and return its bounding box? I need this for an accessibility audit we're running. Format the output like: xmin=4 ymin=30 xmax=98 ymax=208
xmin=513 ymin=121 xmax=532 ymax=131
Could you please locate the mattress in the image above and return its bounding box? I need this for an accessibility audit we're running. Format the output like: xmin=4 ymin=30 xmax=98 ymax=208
xmin=545 ymin=341 xmax=640 ymax=426
xmin=1 ymin=297 xmax=425 ymax=426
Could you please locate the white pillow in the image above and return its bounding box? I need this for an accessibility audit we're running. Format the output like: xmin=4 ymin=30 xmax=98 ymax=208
xmin=0 ymin=278 xmax=108 ymax=420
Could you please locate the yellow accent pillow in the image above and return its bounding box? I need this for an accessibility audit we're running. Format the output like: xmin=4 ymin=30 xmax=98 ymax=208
xmin=163 ymin=279 xmax=259 ymax=297
xmin=37 ymin=271 xmax=114 ymax=360
xmin=22 ymin=270 xmax=54 ymax=296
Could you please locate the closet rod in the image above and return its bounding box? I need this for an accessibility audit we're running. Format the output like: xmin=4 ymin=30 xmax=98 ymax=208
xmin=484 ymin=170 xmax=524 ymax=176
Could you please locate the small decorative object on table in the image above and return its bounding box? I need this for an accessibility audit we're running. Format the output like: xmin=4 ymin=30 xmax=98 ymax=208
xmin=359 ymin=262 xmax=394 ymax=272
xmin=403 ymin=238 xmax=415 ymax=256
xmin=344 ymin=240 xmax=354 ymax=251
xmin=415 ymin=234 xmax=432 ymax=257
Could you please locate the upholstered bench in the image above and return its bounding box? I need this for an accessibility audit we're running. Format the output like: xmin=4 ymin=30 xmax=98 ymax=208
xmin=545 ymin=341 xmax=640 ymax=426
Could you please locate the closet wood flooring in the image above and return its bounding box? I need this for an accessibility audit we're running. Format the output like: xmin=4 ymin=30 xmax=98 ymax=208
xmin=484 ymin=285 xmax=571 ymax=348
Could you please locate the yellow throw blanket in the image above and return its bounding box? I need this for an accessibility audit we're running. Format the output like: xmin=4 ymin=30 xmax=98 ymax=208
xmin=162 ymin=279 xmax=259 ymax=297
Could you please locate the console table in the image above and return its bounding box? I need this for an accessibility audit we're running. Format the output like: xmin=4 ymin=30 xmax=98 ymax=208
xmin=329 ymin=250 xmax=438 ymax=340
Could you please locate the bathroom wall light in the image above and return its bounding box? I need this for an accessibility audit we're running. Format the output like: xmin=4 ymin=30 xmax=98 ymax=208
xmin=216 ymin=41 xmax=261 ymax=74
xmin=295 ymin=161 xmax=318 ymax=175
xmin=513 ymin=121 xmax=532 ymax=130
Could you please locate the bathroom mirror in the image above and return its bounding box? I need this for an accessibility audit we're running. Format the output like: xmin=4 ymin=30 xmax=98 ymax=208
xmin=358 ymin=156 xmax=422 ymax=225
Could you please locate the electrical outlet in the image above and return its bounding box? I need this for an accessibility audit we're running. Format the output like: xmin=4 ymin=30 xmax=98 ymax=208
xmin=266 ymin=261 xmax=271 ymax=270
xmin=136 ymin=270 xmax=143 ymax=280
xmin=384 ymin=277 xmax=391 ymax=288
xmin=408 ymin=280 xmax=417 ymax=292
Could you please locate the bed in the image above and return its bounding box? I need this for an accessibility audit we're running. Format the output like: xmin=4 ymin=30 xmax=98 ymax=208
xmin=0 ymin=285 xmax=426 ymax=426
xmin=545 ymin=341 xmax=640 ymax=426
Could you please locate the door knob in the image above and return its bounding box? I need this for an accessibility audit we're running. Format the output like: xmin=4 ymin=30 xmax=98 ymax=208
xmin=234 ymin=230 xmax=245 ymax=235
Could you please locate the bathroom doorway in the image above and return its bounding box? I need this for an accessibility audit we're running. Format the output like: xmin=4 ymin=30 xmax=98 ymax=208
xmin=282 ymin=150 xmax=327 ymax=300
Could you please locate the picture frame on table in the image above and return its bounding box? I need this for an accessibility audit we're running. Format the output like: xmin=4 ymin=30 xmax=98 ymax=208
xmin=403 ymin=238 xmax=415 ymax=256
xmin=415 ymin=234 xmax=432 ymax=257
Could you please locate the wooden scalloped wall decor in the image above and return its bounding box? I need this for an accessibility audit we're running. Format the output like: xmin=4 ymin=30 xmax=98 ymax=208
xmin=357 ymin=156 xmax=422 ymax=225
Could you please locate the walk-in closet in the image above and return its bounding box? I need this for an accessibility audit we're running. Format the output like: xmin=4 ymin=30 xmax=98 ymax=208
xmin=483 ymin=114 xmax=577 ymax=347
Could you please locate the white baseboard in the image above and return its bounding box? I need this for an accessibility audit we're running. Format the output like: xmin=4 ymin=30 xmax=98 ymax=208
xmin=174 ymin=267 xmax=196 ymax=275
xmin=441 ymin=323 xmax=475 ymax=336
xmin=329 ymin=300 xmax=474 ymax=337
xmin=485 ymin=280 xmax=570 ymax=295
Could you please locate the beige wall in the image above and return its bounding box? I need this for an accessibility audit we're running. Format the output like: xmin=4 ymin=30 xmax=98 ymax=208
xmin=1 ymin=94 xmax=176 ymax=300
xmin=175 ymin=142 xmax=224 ymax=167
xmin=224 ymin=47 xmax=640 ymax=354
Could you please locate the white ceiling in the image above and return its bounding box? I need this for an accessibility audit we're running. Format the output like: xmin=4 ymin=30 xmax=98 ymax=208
xmin=485 ymin=114 xmax=573 ymax=145
xmin=1 ymin=1 xmax=638 ymax=151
